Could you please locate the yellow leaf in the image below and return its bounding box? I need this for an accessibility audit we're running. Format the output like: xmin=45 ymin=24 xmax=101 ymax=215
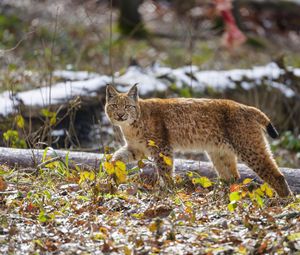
xmin=89 ymin=171 xmax=95 ymax=181
xmin=115 ymin=160 xmax=126 ymax=171
xmin=15 ymin=115 xmax=25 ymax=129
xmin=137 ymin=160 xmax=145 ymax=168
xmin=124 ymin=246 xmax=133 ymax=255
xmin=159 ymin=153 xmax=173 ymax=166
xmin=148 ymin=140 xmax=158 ymax=148
xmin=255 ymin=188 xmax=264 ymax=197
xmin=79 ymin=171 xmax=95 ymax=184
xmin=50 ymin=113 xmax=57 ymax=126
xmin=104 ymin=161 xmax=115 ymax=175
xmin=92 ymin=232 xmax=107 ymax=240
xmin=261 ymin=183 xmax=273 ymax=198
xmin=229 ymin=191 xmax=241 ymax=202
xmin=187 ymin=172 xmax=194 ymax=177
xmin=243 ymin=178 xmax=253 ymax=185
xmin=149 ymin=222 xmax=157 ymax=232
xmin=105 ymin=153 xmax=112 ymax=161
xmin=241 ymin=191 xmax=248 ymax=198
xmin=115 ymin=160 xmax=127 ymax=183
xmin=288 ymin=232 xmax=300 ymax=241
xmin=260 ymin=183 xmax=267 ymax=192
xmin=45 ymin=161 xmax=60 ymax=169
xmin=266 ymin=187 xmax=273 ymax=198
xmin=238 ymin=245 xmax=247 ymax=254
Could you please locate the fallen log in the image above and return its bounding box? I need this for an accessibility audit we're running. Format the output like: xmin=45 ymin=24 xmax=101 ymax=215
xmin=0 ymin=147 xmax=299 ymax=194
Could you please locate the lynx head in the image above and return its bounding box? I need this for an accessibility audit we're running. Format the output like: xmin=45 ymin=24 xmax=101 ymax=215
xmin=105 ymin=84 xmax=140 ymax=126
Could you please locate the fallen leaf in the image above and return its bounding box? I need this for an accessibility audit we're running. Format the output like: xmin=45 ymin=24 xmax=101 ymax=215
xmin=0 ymin=176 xmax=7 ymax=191
xmin=144 ymin=204 xmax=173 ymax=218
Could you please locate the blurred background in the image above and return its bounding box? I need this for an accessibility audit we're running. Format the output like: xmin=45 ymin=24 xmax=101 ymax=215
xmin=0 ymin=0 xmax=299 ymax=167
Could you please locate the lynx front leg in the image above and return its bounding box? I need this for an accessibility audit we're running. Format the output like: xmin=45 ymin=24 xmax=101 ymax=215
xmin=112 ymin=146 xmax=143 ymax=163
xmin=149 ymin=145 xmax=174 ymax=186
xmin=208 ymin=150 xmax=240 ymax=181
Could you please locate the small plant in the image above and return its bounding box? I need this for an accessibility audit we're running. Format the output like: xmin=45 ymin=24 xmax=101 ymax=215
xmin=103 ymin=154 xmax=127 ymax=184
xmin=3 ymin=129 xmax=26 ymax=148
xmin=228 ymin=179 xmax=274 ymax=212
xmin=187 ymin=171 xmax=213 ymax=188
xmin=41 ymin=108 xmax=57 ymax=127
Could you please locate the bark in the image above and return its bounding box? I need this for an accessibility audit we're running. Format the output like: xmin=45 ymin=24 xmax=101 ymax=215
xmin=0 ymin=147 xmax=299 ymax=194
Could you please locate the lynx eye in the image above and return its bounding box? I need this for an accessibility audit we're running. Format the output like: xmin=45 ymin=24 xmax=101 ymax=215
xmin=110 ymin=104 xmax=118 ymax=108
xmin=125 ymin=105 xmax=135 ymax=110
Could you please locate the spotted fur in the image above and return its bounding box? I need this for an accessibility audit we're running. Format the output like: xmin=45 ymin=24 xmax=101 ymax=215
xmin=105 ymin=84 xmax=292 ymax=197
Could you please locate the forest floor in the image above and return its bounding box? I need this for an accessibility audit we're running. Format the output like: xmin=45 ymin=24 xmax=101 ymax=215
xmin=0 ymin=161 xmax=300 ymax=254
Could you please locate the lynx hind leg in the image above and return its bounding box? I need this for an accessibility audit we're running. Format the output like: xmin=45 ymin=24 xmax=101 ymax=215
xmin=208 ymin=149 xmax=240 ymax=181
xmin=235 ymin=135 xmax=292 ymax=197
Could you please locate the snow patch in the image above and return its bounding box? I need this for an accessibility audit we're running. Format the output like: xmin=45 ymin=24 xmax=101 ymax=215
xmin=114 ymin=66 xmax=167 ymax=94
xmin=53 ymin=70 xmax=99 ymax=81
xmin=0 ymin=91 xmax=16 ymax=116
xmin=16 ymin=76 xmax=111 ymax=107
xmin=0 ymin=63 xmax=299 ymax=117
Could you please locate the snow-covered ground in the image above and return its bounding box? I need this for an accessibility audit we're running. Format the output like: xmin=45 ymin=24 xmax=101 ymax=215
xmin=0 ymin=62 xmax=299 ymax=116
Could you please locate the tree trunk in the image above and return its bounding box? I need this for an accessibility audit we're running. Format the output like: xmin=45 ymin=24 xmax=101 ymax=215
xmin=0 ymin=147 xmax=299 ymax=194
xmin=118 ymin=0 xmax=146 ymax=37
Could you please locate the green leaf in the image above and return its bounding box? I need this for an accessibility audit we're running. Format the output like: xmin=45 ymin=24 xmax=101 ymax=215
xmin=228 ymin=201 xmax=237 ymax=212
xmin=229 ymin=191 xmax=241 ymax=202
xmin=255 ymin=193 xmax=264 ymax=207
xmin=38 ymin=211 xmax=48 ymax=223
xmin=42 ymin=147 xmax=50 ymax=162
xmin=192 ymin=177 xmax=213 ymax=188
xmin=65 ymin=152 xmax=69 ymax=170
xmin=43 ymin=190 xmax=51 ymax=199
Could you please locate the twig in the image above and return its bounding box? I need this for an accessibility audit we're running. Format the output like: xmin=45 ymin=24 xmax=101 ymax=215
xmin=275 ymin=211 xmax=300 ymax=219
xmin=109 ymin=0 xmax=114 ymax=84
xmin=0 ymin=190 xmax=19 ymax=195
xmin=0 ymin=31 xmax=35 ymax=55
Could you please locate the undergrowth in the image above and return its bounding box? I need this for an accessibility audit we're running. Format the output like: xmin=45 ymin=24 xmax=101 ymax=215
xmin=0 ymin=148 xmax=299 ymax=254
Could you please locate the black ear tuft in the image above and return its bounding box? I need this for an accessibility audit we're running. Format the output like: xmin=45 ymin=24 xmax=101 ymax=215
xmin=106 ymin=84 xmax=118 ymax=100
xmin=127 ymin=83 xmax=138 ymax=100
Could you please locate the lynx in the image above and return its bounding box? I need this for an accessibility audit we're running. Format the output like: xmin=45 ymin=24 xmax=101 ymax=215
xmin=105 ymin=84 xmax=292 ymax=197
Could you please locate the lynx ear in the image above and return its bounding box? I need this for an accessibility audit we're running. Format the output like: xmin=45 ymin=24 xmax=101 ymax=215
xmin=106 ymin=84 xmax=118 ymax=100
xmin=127 ymin=83 xmax=138 ymax=101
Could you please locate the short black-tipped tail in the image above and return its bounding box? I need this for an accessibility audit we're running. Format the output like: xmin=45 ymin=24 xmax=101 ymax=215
xmin=266 ymin=122 xmax=279 ymax=139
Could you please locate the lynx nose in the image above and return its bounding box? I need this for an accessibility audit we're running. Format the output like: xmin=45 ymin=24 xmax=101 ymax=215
xmin=117 ymin=113 xmax=125 ymax=118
